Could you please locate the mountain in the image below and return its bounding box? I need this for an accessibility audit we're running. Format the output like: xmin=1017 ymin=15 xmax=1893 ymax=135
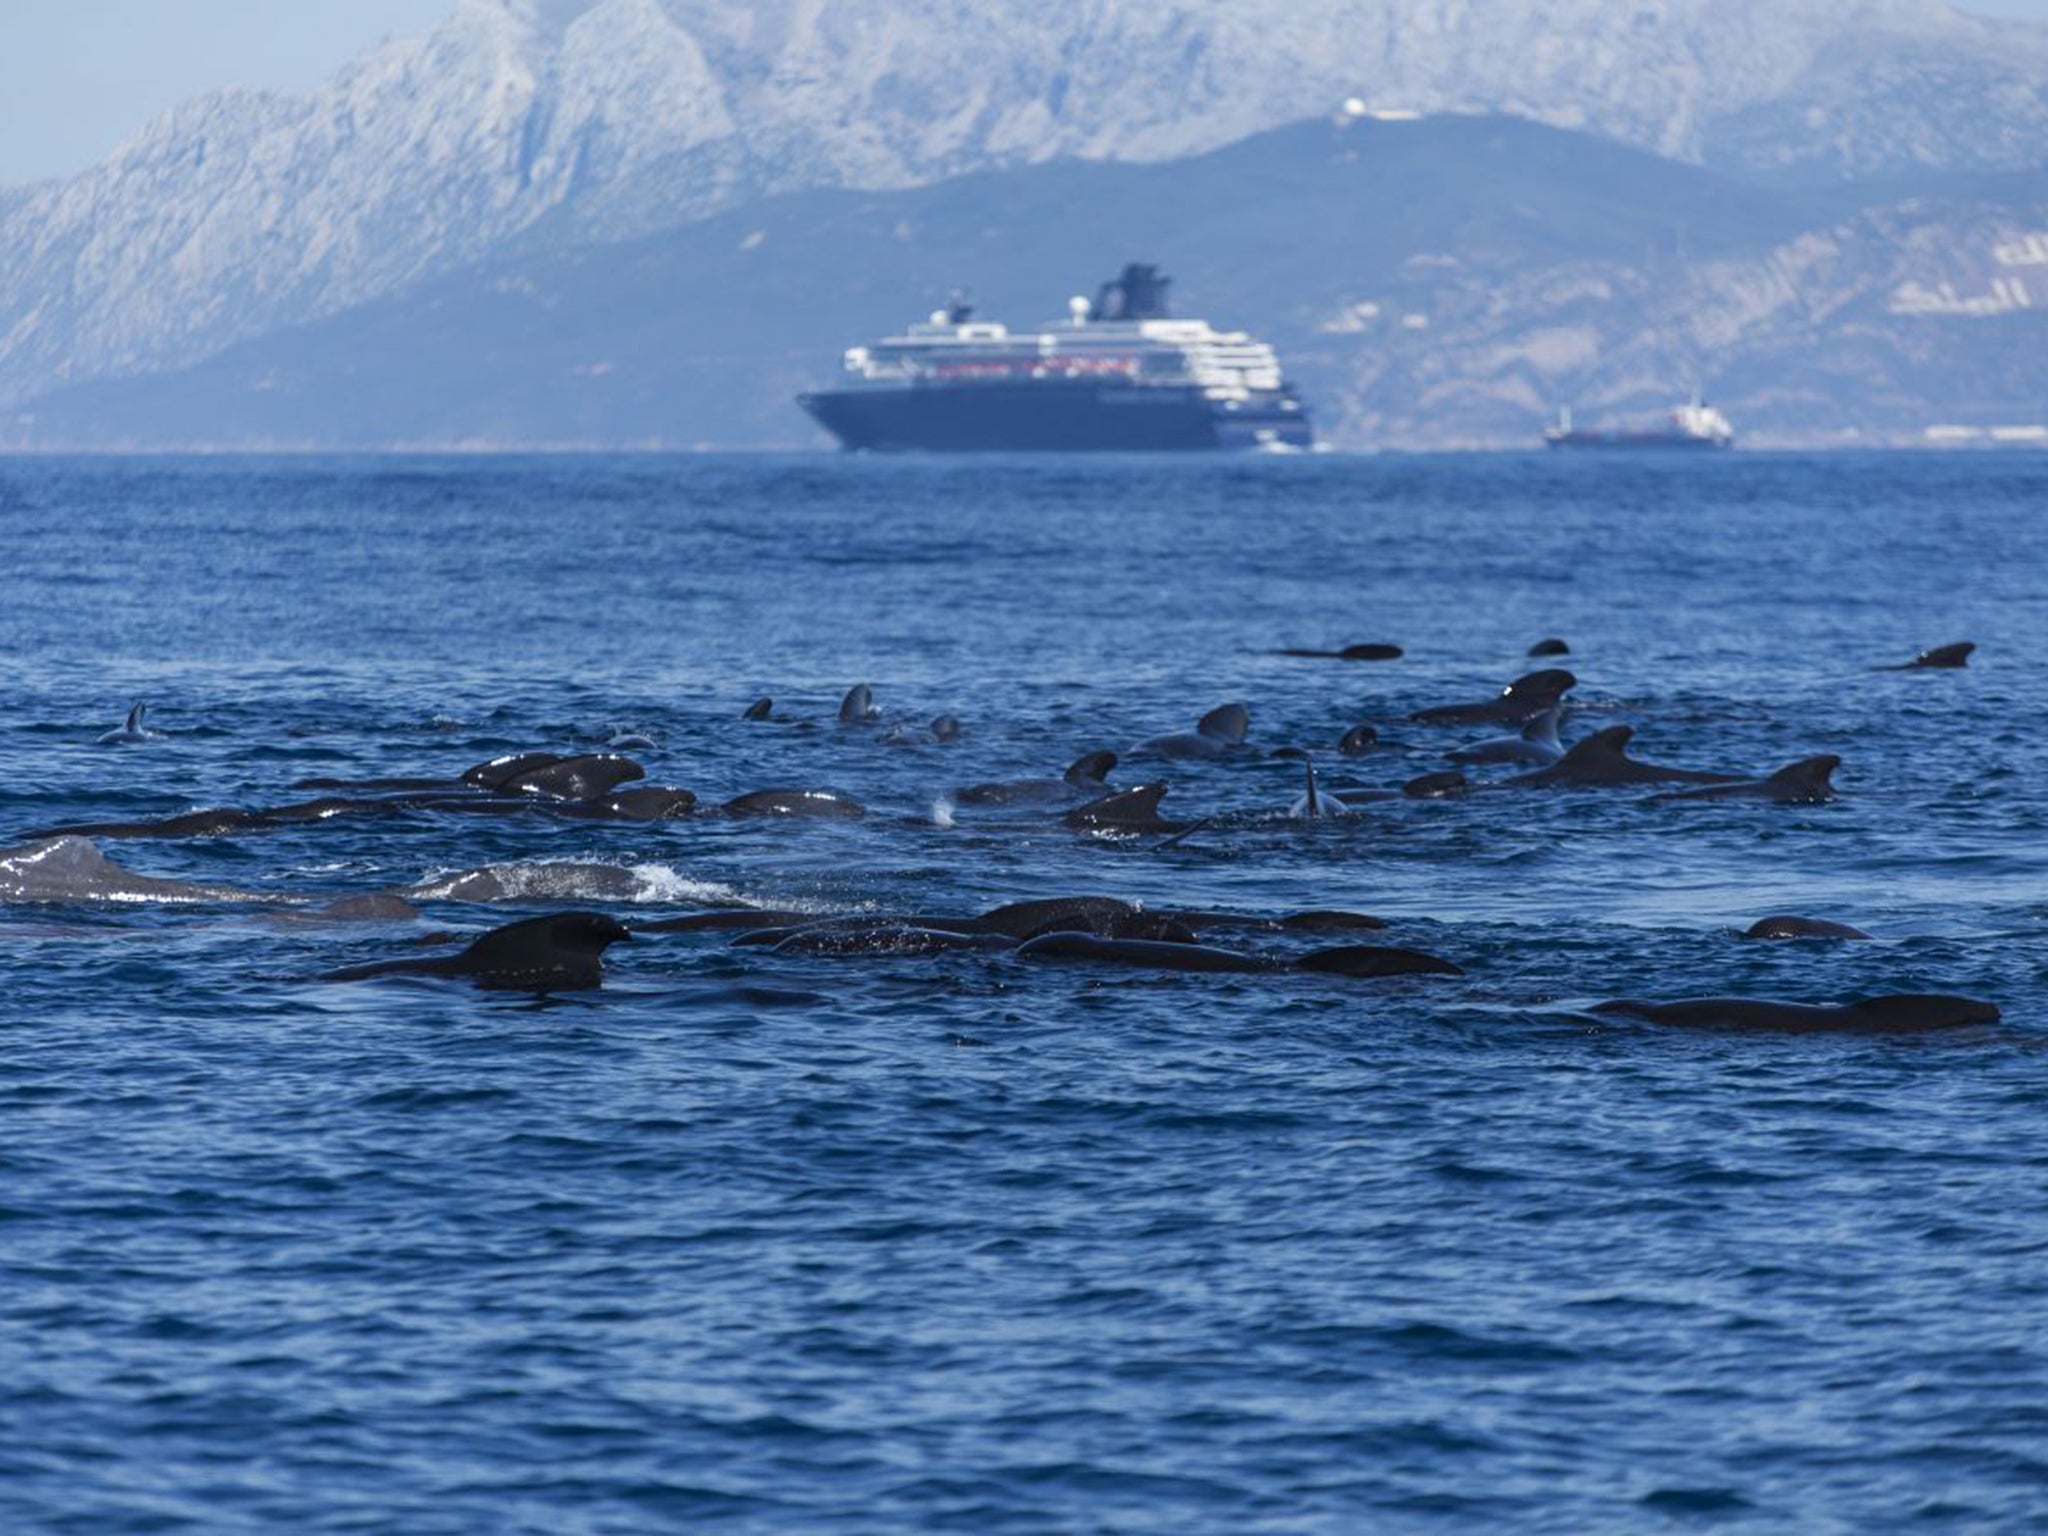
xmin=1 ymin=0 xmax=2046 ymax=414
xmin=12 ymin=114 xmax=2044 ymax=450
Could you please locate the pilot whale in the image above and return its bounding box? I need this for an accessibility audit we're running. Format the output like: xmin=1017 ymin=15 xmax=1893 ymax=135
xmin=1592 ymin=994 xmax=1997 ymax=1033
xmin=1276 ymin=642 xmax=1404 ymax=661
xmin=1065 ymin=783 xmax=1186 ymax=833
xmin=1016 ymin=932 xmax=1462 ymax=978
xmin=0 ymin=836 xmax=275 ymax=904
xmin=1879 ymin=641 xmax=1974 ymax=671
xmin=1450 ymin=707 xmax=1563 ymax=768
xmin=1411 ymin=669 xmax=1576 ymax=727
xmin=97 ymin=703 xmax=161 ymax=745
xmin=1654 ymin=756 xmax=1839 ymax=805
xmin=1506 ymin=726 xmax=1737 ymax=788
xmin=721 ymin=788 xmax=866 ymax=818
xmin=1742 ymin=915 xmax=1871 ymax=941
xmin=320 ymin=912 xmax=632 ymax=991
xmin=1131 ymin=703 xmax=1251 ymax=760
xmin=957 ymin=751 xmax=1117 ymax=807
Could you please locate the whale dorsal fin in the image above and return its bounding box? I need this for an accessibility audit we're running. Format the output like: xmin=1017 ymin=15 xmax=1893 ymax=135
xmin=1065 ymin=750 xmax=1117 ymax=786
xmin=1338 ymin=723 xmax=1376 ymax=754
xmin=1302 ymin=757 xmax=1326 ymax=815
xmin=1766 ymin=755 xmax=1840 ymax=794
xmin=1197 ymin=702 xmax=1250 ymax=745
xmin=743 ymin=697 xmax=773 ymax=720
xmin=124 ymin=703 xmax=146 ymax=732
xmin=450 ymin=912 xmax=632 ymax=988
xmin=1561 ymin=724 xmax=1633 ymax=763
xmin=839 ymin=684 xmax=876 ymax=724
xmin=1066 ymin=783 xmax=1171 ymax=829
xmin=1521 ymin=707 xmax=1561 ymax=743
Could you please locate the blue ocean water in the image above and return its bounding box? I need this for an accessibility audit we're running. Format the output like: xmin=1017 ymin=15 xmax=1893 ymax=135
xmin=1 ymin=451 xmax=2045 ymax=1533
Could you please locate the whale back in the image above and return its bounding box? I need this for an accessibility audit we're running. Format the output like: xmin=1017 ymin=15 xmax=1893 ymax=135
xmin=501 ymin=753 xmax=645 ymax=801
xmin=1849 ymin=994 xmax=2000 ymax=1031
xmin=462 ymin=751 xmax=563 ymax=790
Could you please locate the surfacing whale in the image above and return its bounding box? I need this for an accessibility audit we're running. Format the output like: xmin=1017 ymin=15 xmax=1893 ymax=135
xmin=1276 ymin=642 xmax=1404 ymax=661
xmin=721 ymin=788 xmax=866 ymax=818
xmin=1879 ymin=641 xmax=1974 ymax=671
xmin=1016 ymin=931 xmax=1462 ymax=978
xmin=1411 ymin=669 xmax=1576 ymax=727
xmin=553 ymin=786 xmax=699 ymax=821
xmin=1527 ymin=638 xmax=1571 ymax=658
xmin=840 ymin=684 xmax=881 ymax=725
xmin=1450 ymin=707 xmax=1563 ymax=768
xmin=1065 ymin=783 xmax=1185 ymax=834
xmin=1338 ymin=724 xmax=1378 ymax=756
xmin=1654 ymin=756 xmax=1839 ymax=805
xmin=1742 ymin=915 xmax=1872 ymax=941
xmin=956 ymin=751 xmax=1117 ymax=807
xmin=1506 ymin=726 xmax=1737 ymax=788
xmin=1131 ymin=703 xmax=1251 ymax=759
xmin=320 ymin=912 xmax=632 ymax=991
xmin=1289 ymin=758 xmax=1353 ymax=819
xmin=97 ymin=703 xmax=161 ymax=745
xmin=1592 ymin=994 xmax=1997 ymax=1033
xmin=498 ymin=753 xmax=646 ymax=801
xmin=0 ymin=836 xmax=275 ymax=904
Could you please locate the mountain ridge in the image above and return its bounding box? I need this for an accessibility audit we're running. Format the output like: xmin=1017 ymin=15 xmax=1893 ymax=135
xmin=13 ymin=113 xmax=2042 ymax=451
xmin=2 ymin=0 xmax=2045 ymax=413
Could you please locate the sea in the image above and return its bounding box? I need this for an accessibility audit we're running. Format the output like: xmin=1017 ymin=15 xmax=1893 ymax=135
xmin=0 ymin=450 xmax=2045 ymax=1533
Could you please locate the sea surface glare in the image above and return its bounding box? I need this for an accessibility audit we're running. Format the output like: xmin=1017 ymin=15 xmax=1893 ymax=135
xmin=2 ymin=452 xmax=2046 ymax=1533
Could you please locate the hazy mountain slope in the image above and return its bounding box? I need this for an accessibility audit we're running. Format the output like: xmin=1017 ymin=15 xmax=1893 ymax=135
xmin=1 ymin=0 xmax=2044 ymax=412
xmin=15 ymin=115 xmax=2043 ymax=451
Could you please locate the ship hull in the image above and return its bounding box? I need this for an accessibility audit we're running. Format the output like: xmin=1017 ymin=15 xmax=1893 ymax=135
xmin=799 ymin=381 xmax=1312 ymax=452
xmin=1545 ymin=431 xmax=1732 ymax=451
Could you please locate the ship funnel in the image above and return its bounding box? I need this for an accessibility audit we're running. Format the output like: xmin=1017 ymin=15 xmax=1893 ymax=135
xmin=1068 ymin=295 xmax=1089 ymax=325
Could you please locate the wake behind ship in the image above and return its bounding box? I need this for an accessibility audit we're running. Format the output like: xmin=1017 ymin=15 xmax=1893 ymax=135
xmin=798 ymin=264 xmax=1313 ymax=452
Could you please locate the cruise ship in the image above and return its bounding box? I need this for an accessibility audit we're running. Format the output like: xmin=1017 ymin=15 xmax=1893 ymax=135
xmin=1544 ymin=399 xmax=1735 ymax=451
xmin=797 ymin=264 xmax=1313 ymax=452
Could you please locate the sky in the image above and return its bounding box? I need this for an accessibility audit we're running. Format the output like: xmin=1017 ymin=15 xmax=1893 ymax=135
xmin=3 ymin=0 xmax=2048 ymax=185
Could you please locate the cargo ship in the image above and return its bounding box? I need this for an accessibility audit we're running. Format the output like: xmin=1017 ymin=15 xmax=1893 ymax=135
xmin=797 ymin=264 xmax=1313 ymax=452
xmin=1544 ymin=399 xmax=1735 ymax=450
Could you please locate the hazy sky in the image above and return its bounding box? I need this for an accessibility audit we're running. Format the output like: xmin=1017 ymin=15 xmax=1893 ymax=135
xmin=3 ymin=0 xmax=2047 ymax=185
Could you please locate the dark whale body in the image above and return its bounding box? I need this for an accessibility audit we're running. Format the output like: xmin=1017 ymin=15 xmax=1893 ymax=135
xmin=722 ymin=789 xmax=866 ymax=818
xmin=1593 ymin=994 xmax=1997 ymax=1034
xmin=1412 ymin=669 xmax=1576 ymax=727
xmin=1507 ymin=726 xmax=1736 ymax=788
xmin=1016 ymin=931 xmax=1462 ymax=978
xmin=1655 ymin=756 xmax=1839 ymax=804
xmin=1065 ymin=783 xmax=1185 ymax=834
xmin=1880 ymin=642 xmax=1975 ymax=671
xmin=956 ymin=751 xmax=1117 ymax=807
xmin=320 ymin=912 xmax=632 ymax=991
xmin=1277 ymin=642 xmax=1404 ymax=661
xmin=1742 ymin=915 xmax=1872 ymax=941
xmin=1132 ymin=703 xmax=1251 ymax=760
